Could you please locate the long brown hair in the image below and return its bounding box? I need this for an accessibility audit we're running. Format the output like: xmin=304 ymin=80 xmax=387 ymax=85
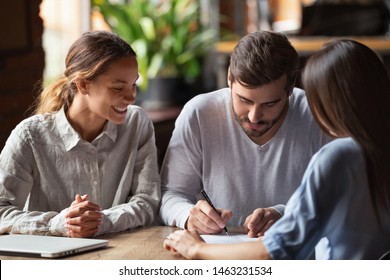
xmin=33 ymin=30 xmax=136 ymax=115
xmin=302 ymin=39 xmax=390 ymax=224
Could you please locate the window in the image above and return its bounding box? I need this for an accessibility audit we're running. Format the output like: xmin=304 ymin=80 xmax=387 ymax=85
xmin=40 ymin=0 xmax=90 ymax=85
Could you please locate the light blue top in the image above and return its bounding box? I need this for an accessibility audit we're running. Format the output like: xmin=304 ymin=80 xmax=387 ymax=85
xmin=263 ymin=138 xmax=390 ymax=259
xmin=0 ymin=106 xmax=161 ymax=236
xmin=159 ymin=88 xmax=329 ymax=228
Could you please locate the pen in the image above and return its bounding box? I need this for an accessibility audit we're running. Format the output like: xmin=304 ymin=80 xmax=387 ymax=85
xmin=200 ymin=190 xmax=229 ymax=235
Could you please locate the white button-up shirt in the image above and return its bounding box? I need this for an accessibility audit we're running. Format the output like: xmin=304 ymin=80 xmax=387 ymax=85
xmin=0 ymin=106 xmax=161 ymax=236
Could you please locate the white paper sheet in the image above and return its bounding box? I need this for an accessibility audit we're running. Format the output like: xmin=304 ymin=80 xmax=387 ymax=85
xmin=200 ymin=233 xmax=259 ymax=244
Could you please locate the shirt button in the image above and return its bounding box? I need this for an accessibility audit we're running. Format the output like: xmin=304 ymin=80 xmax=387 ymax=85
xmin=93 ymin=181 xmax=98 ymax=186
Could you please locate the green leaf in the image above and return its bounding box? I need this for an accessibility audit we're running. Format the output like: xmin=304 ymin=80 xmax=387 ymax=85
xmin=91 ymin=0 xmax=219 ymax=91
xmin=139 ymin=17 xmax=156 ymax=41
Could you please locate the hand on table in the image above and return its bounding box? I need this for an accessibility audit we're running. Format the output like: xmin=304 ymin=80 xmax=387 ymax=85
xmin=65 ymin=194 xmax=103 ymax=238
xmin=164 ymin=229 xmax=204 ymax=259
xmin=243 ymin=207 xmax=282 ymax=238
xmin=186 ymin=200 xmax=232 ymax=234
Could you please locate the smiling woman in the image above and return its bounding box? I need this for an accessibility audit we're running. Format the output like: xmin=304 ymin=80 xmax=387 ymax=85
xmin=66 ymin=56 xmax=139 ymax=140
xmin=0 ymin=31 xmax=161 ymax=238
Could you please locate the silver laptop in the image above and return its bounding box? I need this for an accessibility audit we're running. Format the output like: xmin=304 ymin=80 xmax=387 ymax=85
xmin=0 ymin=234 xmax=109 ymax=258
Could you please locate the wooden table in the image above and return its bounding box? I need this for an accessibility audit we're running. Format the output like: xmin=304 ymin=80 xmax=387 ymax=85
xmin=0 ymin=226 xmax=183 ymax=260
xmin=215 ymin=36 xmax=390 ymax=88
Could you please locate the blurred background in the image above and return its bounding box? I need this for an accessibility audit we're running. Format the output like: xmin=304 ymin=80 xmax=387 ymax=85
xmin=1 ymin=0 xmax=390 ymax=164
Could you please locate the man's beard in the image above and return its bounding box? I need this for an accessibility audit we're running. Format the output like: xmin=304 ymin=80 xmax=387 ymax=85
xmin=233 ymin=102 xmax=288 ymax=140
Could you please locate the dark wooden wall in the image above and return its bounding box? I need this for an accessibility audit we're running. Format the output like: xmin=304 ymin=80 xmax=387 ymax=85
xmin=0 ymin=0 xmax=44 ymax=150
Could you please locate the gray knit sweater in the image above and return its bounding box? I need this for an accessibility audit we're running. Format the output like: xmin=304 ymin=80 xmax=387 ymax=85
xmin=159 ymin=87 xmax=329 ymax=228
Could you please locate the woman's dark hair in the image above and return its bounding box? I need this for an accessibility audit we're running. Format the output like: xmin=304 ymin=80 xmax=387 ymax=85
xmin=302 ymin=39 xmax=390 ymax=225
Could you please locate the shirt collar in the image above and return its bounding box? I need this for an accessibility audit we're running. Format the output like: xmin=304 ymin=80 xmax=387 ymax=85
xmin=55 ymin=107 xmax=118 ymax=151
xmin=101 ymin=121 xmax=117 ymax=143
xmin=55 ymin=107 xmax=80 ymax=151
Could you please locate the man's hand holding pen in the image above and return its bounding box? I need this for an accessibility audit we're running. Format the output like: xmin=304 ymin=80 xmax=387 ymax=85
xmin=186 ymin=190 xmax=282 ymax=238
xmin=186 ymin=199 xmax=232 ymax=235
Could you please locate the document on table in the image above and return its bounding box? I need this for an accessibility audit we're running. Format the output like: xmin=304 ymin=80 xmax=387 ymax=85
xmin=200 ymin=233 xmax=259 ymax=244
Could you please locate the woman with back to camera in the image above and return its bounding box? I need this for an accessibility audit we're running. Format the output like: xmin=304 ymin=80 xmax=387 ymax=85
xmin=163 ymin=39 xmax=390 ymax=259
xmin=0 ymin=30 xmax=161 ymax=238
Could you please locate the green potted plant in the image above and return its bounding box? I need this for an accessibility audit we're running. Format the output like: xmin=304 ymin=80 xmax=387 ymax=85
xmin=91 ymin=0 xmax=216 ymax=108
